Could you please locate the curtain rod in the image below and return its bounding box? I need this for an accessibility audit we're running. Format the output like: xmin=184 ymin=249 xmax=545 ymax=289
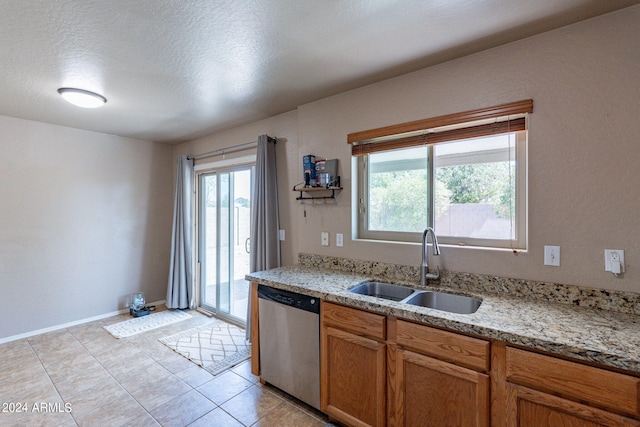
xmin=187 ymin=136 xmax=276 ymax=161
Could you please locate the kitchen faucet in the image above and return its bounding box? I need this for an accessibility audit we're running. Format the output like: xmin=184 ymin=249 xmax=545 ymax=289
xmin=420 ymin=227 xmax=441 ymax=286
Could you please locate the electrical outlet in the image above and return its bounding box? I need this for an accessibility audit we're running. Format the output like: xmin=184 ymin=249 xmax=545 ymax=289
xmin=336 ymin=233 xmax=344 ymax=247
xmin=544 ymin=245 xmax=560 ymax=266
xmin=279 ymin=229 xmax=285 ymax=241
xmin=321 ymin=232 xmax=329 ymax=247
xmin=605 ymin=249 xmax=625 ymax=274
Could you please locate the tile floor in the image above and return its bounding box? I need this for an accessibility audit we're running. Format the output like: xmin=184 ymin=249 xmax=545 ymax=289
xmin=0 ymin=309 xmax=331 ymax=427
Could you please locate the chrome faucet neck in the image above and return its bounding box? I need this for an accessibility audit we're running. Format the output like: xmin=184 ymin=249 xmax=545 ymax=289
xmin=420 ymin=227 xmax=441 ymax=286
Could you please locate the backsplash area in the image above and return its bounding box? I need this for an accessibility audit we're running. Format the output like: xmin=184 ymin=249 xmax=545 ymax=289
xmin=298 ymin=253 xmax=640 ymax=316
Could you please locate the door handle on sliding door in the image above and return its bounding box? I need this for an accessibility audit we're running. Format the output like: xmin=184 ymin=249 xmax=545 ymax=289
xmin=245 ymin=238 xmax=250 ymax=254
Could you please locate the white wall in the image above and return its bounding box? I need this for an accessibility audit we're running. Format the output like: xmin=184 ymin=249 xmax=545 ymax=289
xmin=177 ymin=5 xmax=640 ymax=294
xmin=0 ymin=115 xmax=173 ymax=339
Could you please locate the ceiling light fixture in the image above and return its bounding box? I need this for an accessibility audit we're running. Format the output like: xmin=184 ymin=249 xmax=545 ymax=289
xmin=57 ymin=87 xmax=107 ymax=108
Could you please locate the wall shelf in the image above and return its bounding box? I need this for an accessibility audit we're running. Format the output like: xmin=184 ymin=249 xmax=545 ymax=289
xmin=293 ymin=186 xmax=342 ymax=201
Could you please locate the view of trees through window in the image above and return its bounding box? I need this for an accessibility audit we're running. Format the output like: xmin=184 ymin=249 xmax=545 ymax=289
xmin=367 ymin=135 xmax=516 ymax=241
xmin=369 ymin=168 xmax=429 ymax=232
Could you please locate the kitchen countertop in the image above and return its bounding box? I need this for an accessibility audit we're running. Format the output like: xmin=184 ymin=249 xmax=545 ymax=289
xmin=247 ymin=265 xmax=640 ymax=374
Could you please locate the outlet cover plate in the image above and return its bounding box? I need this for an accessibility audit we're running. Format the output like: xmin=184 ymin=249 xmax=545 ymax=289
xmin=321 ymin=231 xmax=329 ymax=247
xmin=605 ymin=249 xmax=625 ymax=273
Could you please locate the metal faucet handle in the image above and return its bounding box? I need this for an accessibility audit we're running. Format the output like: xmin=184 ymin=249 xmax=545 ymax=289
xmin=424 ymin=265 xmax=440 ymax=280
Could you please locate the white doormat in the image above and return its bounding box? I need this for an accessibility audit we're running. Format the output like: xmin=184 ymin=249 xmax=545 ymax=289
xmin=104 ymin=310 xmax=191 ymax=339
xmin=159 ymin=320 xmax=250 ymax=376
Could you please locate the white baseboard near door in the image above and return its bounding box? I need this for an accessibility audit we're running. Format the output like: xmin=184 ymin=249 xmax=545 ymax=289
xmin=0 ymin=300 xmax=166 ymax=344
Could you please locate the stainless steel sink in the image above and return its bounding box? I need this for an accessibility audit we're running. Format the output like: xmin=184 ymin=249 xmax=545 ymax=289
xmin=348 ymin=281 xmax=417 ymax=302
xmin=348 ymin=281 xmax=482 ymax=314
xmin=404 ymin=291 xmax=482 ymax=314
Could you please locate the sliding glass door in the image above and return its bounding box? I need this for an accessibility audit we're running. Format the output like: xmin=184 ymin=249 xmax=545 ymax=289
xmin=198 ymin=165 xmax=253 ymax=326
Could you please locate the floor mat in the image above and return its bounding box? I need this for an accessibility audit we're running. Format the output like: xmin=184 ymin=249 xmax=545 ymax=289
xmin=159 ymin=320 xmax=250 ymax=375
xmin=103 ymin=310 xmax=191 ymax=339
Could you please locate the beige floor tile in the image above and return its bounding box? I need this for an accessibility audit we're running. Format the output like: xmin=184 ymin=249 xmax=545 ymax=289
xmin=26 ymin=328 xmax=74 ymax=345
xmin=61 ymin=379 xmax=130 ymax=417
xmin=72 ymin=394 xmax=148 ymax=427
xmin=187 ymin=407 xmax=244 ymax=427
xmin=220 ymin=384 xmax=284 ymax=426
xmin=260 ymin=383 xmax=329 ymax=422
xmin=68 ymin=322 xmax=111 ymax=343
xmin=82 ymin=332 xmax=132 ymax=355
xmin=254 ymin=400 xmax=325 ymax=427
xmin=197 ymin=371 xmax=253 ymax=405
xmin=128 ymin=373 xmax=192 ymax=411
xmin=0 ymin=405 xmax=76 ymax=427
xmin=102 ymin=346 xmax=172 ymax=391
xmin=149 ymin=389 xmax=216 ymax=427
xmin=0 ymin=365 xmax=56 ymax=402
xmin=113 ymin=356 xmax=174 ymax=392
xmin=35 ymin=347 xmax=94 ymax=374
xmin=133 ymin=336 xmax=176 ymax=360
xmin=123 ymin=413 xmax=162 ymax=427
xmin=0 ymin=338 xmax=32 ymax=358
xmin=0 ymin=353 xmax=43 ymax=378
xmin=176 ymin=364 xmax=215 ymax=388
xmin=231 ymin=360 xmax=260 ymax=383
xmin=155 ymin=349 xmax=199 ymax=374
xmin=93 ymin=341 xmax=146 ymax=370
xmin=42 ymin=353 xmax=103 ymax=384
xmin=54 ymin=364 xmax=114 ymax=398
xmin=28 ymin=330 xmax=80 ymax=349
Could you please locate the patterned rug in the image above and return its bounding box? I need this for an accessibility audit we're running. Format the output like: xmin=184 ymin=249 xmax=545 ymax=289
xmin=159 ymin=320 xmax=251 ymax=375
xmin=103 ymin=310 xmax=191 ymax=338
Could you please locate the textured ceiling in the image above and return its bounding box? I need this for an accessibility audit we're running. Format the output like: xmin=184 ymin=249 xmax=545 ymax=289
xmin=1 ymin=0 xmax=638 ymax=144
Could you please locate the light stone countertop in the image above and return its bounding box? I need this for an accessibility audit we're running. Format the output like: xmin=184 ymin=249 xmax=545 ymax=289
xmin=247 ymin=265 xmax=640 ymax=374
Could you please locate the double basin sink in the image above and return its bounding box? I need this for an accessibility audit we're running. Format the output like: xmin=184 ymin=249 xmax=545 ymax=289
xmin=348 ymin=281 xmax=481 ymax=314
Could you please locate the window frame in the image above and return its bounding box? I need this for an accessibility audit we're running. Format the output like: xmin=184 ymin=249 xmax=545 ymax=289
xmin=351 ymin=101 xmax=531 ymax=250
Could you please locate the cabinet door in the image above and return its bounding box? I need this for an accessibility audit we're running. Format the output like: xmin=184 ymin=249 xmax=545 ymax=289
xmin=392 ymin=347 xmax=489 ymax=427
xmin=506 ymin=347 xmax=640 ymax=418
xmin=322 ymin=325 xmax=386 ymax=427
xmin=506 ymin=383 xmax=640 ymax=427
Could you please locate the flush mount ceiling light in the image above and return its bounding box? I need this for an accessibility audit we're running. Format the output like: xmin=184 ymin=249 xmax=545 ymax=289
xmin=57 ymin=87 xmax=107 ymax=108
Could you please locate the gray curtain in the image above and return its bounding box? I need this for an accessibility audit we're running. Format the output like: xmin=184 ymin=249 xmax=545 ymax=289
xmin=247 ymin=135 xmax=280 ymax=339
xmin=166 ymin=155 xmax=195 ymax=309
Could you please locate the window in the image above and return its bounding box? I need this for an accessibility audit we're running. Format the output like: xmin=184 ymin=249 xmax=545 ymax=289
xmin=352 ymin=100 xmax=531 ymax=250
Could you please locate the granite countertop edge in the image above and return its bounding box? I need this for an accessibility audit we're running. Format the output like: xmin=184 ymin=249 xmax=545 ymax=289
xmin=247 ymin=265 xmax=640 ymax=374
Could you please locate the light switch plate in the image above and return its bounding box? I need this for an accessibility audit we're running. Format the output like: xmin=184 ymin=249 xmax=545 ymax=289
xmin=544 ymin=245 xmax=560 ymax=266
xmin=336 ymin=233 xmax=344 ymax=247
xmin=279 ymin=229 xmax=285 ymax=241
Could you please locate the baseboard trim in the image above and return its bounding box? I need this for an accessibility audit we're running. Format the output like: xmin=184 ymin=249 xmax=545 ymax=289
xmin=0 ymin=299 xmax=166 ymax=344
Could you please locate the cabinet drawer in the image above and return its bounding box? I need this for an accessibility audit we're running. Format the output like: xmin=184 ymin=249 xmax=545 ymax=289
xmin=506 ymin=347 xmax=640 ymax=418
xmin=322 ymin=302 xmax=386 ymax=340
xmin=396 ymin=320 xmax=489 ymax=372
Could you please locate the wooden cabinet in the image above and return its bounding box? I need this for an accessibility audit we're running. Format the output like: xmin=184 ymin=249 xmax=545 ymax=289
xmin=390 ymin=319 xmax=490 ymax=427
xmin=321 ymin=302 xmax=387 ymax=427
xmin=503 ymin=347 xmax=640 ymax=427
xmin=321 ymin=303 xmax=491 ymax=427
xmin=258 ymin=292 xmax=640 ymax=427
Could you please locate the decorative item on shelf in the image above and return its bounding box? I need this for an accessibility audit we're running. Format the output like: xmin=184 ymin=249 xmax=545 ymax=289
xmin=294 ymin=157 xmax=341 ymax=202
xmin=303 ymin=154 xmax=316 ymax=187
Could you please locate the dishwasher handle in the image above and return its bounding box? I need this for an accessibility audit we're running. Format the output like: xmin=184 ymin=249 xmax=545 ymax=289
xmin=258 ymin=284 xmax=320 ymax=314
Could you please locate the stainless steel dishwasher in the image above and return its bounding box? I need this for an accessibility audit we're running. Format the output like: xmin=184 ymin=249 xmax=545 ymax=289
xmin=257 ymin=284 xmax=320 ymax=410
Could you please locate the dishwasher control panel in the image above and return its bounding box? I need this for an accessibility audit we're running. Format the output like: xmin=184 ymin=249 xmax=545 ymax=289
xmin=258 ymin=284 xmax=319 ymax=313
